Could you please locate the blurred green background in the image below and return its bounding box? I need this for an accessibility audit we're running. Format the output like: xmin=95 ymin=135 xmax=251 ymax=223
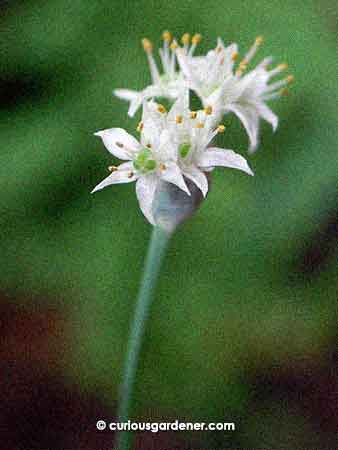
xmin=0 ymin=0 xmax=336 ymax=448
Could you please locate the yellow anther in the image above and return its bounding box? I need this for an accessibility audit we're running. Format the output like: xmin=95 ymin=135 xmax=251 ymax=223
xmin=231 ymin=52 xmax=239 ymax=61
xmin=142 ymin=38 xmax=153 ymax=52
xmin=146 ymin=143 xmax=152 ymax=148
xmin=136 ymin=121 xmax=144 ymax=132
xmin=286 ymin=75 xmax=294 ymax=84
xmin=277 ymin=63 xmax=288 ymax=71
xmin=159 ymin=163 xmax=167 ymax=171
xmin=192 ymin=33 xmax=202 ymax=45
xmin=216 ymin=45 xmax=222 ymax=53
xmin=157 ymin=104 xmax=167 ymax=114
xmin=175 ymin=114 xmax=183 ymax=124
xmin=108 ymin=165 xmax=118 ymax=172
xmin=116 ymin=141 xmax=124 ymax=148
xmin=280 ymin=88 xmax=289 ymax=96
xmin=204 ymin=106 xmax=213 ymax=115
xmin=170 ymin=41 xmax=178 ymax=50
xmin=255 ymin=36 xmax=264 ymax=45
xmin=196 ymin=122 xmax=204 ymax=129
xmin=162 ymin=31 xmax=172 ymax=42
xmin=128 ymin=171 xmax=134 ymax=178
xmin=217 ymin=125 xmax=226 ymax=133
xmin=190 ymin=111 xmax=197 ymax=119
xmin=181 ymin=33 xmax=190 ymax=45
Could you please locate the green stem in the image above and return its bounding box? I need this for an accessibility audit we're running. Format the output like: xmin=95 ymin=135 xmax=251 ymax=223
xmin=116 ymin=225 xmax=171 ymax=450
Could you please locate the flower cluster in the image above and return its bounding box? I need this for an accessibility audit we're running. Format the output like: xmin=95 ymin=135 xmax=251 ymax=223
xmin=92 ymin=31 xmax=292 ymax=225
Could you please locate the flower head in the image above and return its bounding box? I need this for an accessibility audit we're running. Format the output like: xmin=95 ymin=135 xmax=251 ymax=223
xmin=175 ymin=35 xmax=294 ymax=152
xmin=114 ymin=32 xmax=186 ymax=117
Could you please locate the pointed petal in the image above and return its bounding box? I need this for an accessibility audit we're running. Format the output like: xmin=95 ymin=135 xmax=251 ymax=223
xmin=94 ymin=128 xmax=140 ymax=159
xmin=227 ymin=103 xmax=259 ymax=152
xmin=167 ymin=89 xmax=190 ymax=123
xmin=114 ymin=89 xmax=140 ymax=101
xmin=91 ymin=162 xmax=137 ymax=193
xmin=135 ymin=174 xmax=158 ymax=225
xmin=254 ymin=101 xmax=278 ymax=131
xmin=183 ymin=166 xmax=209 ymax=197
xmin=161 ymin=162 xmax=191 ymax=195
xmin=199 ymin=148 xmax=254 ymax=176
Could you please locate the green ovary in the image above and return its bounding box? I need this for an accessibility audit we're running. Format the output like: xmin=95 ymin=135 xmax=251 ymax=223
xmin=179 ymin=142 xmax=191 ymax=158
xmin=133 ymin=148 xmax=157 ymax=173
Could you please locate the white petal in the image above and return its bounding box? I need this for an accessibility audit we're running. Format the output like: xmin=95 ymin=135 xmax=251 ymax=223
xmin=166 ymin=89 xmax=190 ymax=123
xmin=114 ymin=89 xmax=140 ymax=101
xmin=135 ymin=174 xmax=158 ymax=225
xmin=227 ymin=103 xmax=259 ymax=153
xmin=183 ymin=166 xmax=209 ymax=197
xmin=161 ymin=162 xmax=191 ymax=195
xmin=254 ymin=101 xmax=278 ymax=132
xmin=199 ymin=148 xmax=254 ymax=176
xmin=91 ymin=162 xmax=137 ymax=193
xmin=94 ymin=128 xmax=140 ymax=159
xmin=128 ymin=85 xmax=163 ymax=117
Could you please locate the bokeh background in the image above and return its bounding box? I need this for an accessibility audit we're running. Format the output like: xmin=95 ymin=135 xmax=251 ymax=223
xmin=0 ymin=0 xmax=336 ymax=448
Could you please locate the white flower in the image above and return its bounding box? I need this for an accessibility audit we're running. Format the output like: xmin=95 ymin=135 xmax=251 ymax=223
xmin=114 ymin=32 xmax=186 ymax=117
xmin=91 ymin=102 xmax=190 ymax=225
xmin=176 ymin=36 xmax=294 ymax=152
xmin=165 ymin=92 xmax=254 ymax=197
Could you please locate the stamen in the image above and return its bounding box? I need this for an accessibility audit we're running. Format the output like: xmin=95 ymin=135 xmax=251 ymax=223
xmin=190 ymin=111 xmax=197 ymax=119
xmin=142 ymin=38 xmax=153 ymax=52
xmin=128 ymin=171 xmax=134 ymax=178
xmin=286 ymin=75 xmax=294 ymax=84
xmin=170 ymin=41 xmax=178 ymax=50
xmin=278 ymin=63 xmax=288 ymax=71
xmin=217 ymin=125 xmax=226 ymax=133
xmin=280 ymin=88 xmax=289 ymax=96
xmin=116 ymin=142 xmax=124 ymax=148
xmin=181 ymin=33 xmax=190 ymax=45
xmin=231 ymin=52 xmax=239 ymax=61
xmin=136 ymin=121 xmax=144 ymax=132
xmin=237 ymin=35 xmax=264 ymax=76
xmin=146 ymin=143 xmax=152 ymax=148
xmin=191 ymin=33 xmax=202 ymax=45
xmin=175 ymin=114 xmax=183 ymax=124
xmin=108 ymin=165 xmax=118 ymax=172
xmin=216 ymin=45 xmax=222 ymax=53
xmin=162 ymin=31 xmax=172 ymax=42
xmin=196 ymin=122 xmax=204 ymax=129
xmin=204 ymin=106 xmax=213 ymax=115
xmin=157 ymin=104 xmax=167 ymax=114
xmin=255 ymin=36 xmax=264 ymax=45
xmin=159 ymin=163 xmax=166 ymax=171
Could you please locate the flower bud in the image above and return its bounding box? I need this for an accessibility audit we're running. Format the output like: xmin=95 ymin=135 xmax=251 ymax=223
xmin=152 ymin=177 xmax=209 ymax=233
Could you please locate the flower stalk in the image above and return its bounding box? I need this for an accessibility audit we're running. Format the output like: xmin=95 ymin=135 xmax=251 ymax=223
xmin=116 ymin=225 xmax=171 ymax=450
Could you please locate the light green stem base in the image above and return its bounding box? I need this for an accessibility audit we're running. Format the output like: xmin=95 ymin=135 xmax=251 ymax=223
xmin=116 ymin=226 xmax=171 ymax=450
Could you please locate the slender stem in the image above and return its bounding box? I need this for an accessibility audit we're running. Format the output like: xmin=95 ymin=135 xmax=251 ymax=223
xmin=116 ymin=225 xmax=171 ymax=450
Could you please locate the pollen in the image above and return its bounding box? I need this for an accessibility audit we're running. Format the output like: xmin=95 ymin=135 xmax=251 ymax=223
xmin=277 ymin=63 xmax=288 ymax=71
xmin=162 ymin=30 xmax=172 ymax=42
xmin=286 ymin=75 xmax=294 ymax=84
xmin=280 ymin=88 xmax=289 ymax=96
xmin=204 ymin=106 xmax=213 ymax=115
xmin=136 ymin=121 xmax=144 ymax=132
xmin=116 ymin=141 xmax=124 ymax=148
xmin=157 ymin=104 xmax=167 ymax=113
xmin=192 ymin=33 xmax=202 ymax=45
xmin=170 ymin=41 xmax=178 ymax=50
xmin=159 ymin=163 xmax=166 ymax=171
xmin=217 ymin=125 xmax=226 ymax=133
xmin=196 ymin=122 xmax=204 ymax=129
xmin=142 ymin=38 xmax=153 ymax=52
xmin=190 ymin=111 xmax=197 ymax=119
xmin=255 ymin=36 xmax=264 ymax=45
xmin=175 ymin=114 xmax=183 ymax=124
xmin=181 ymin=33 xmax=190 ymax=45
xmin=231 ymin=52 xmax=239 ymax=61
xmin=108 ymin=165 xmax=118 ymax=172
xmin=128 ymin=171 xmax=134 ymax=178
